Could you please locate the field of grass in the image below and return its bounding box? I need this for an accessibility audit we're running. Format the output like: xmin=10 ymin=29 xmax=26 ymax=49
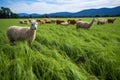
xmin=0 ymin=17 xmax=120 ymax=80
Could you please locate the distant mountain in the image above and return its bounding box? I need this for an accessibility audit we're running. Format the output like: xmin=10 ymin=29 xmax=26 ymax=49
xmin=30 ymin=13 xmax=41 ymax=17
xmin=18 ymin=13 xmax=29 ymax=17
xmin=73 ymin=6 xmax=120 ymax=17
xmin=47 ymin=12 xmax=72 ymax=16
xmin=18 ymin=6 xmax=120 ymax=17
xmin=18 ymin=13 xmax=41 ymax=17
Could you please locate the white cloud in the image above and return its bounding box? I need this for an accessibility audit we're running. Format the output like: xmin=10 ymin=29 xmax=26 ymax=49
xmin=5 ymin=0 xmax=120 ymax=14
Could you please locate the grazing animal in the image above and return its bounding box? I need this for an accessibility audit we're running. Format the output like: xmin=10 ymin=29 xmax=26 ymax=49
xmin=29 ymin=19 xmax=34 ymax=23
xmin=97 ymin=18 xmax=107 ymax=25
xmin=19 ymin=20 xmax=28 ymax=24
xmin=67 ymin=19 xmax=76 ymax=25
xmin=60 ymin=22 xmax=69 ymax=26
xmin=56 ymin=20 xmax=64 ymax=24
xmin=51 ymin=19 xmax=56 ymax=23
xmin=36 ymin=19 xmax=40 ymax=22
xmin=7 ymin=20 xmax=38 ymax=45
xmin=28 ymin=19 xmax=31 ymax=22
xmin=19 ymin=20 xmax=24 ymax=24
xmin=24 ymin=20 xmax=28 ymax=24
xmin=107 ymin=18 xmax=116 ymax=23
xmin=76 ymin=18 xmax=96 ymax=29
xmin=39 ymin=20 xmax=46 ymax=24
xmin=45 ymin=19 xmax=51 ymax=23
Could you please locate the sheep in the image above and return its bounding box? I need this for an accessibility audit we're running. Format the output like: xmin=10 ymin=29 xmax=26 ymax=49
xmin=29 ymin=19 xmax=33 ymax=23
xmin=60 ymin=22 xmax=69 ymax=26
xmin=76 ymin=18 xmax=96 ymax=29
xmin=7 ymin=20 xmax=38 ymax=46
xmin=24 ymin=20 xmax=28 ymax=24
xmin=97 ymin=18 xmax=107 ymax=25
xmin=19 ymin=20 xmax=24 ymax=24
xmin=19 ymin=20 xmax=28 ymax=24
xmin=51 ymin=19 xmax=56 ymax=23
xmin=107 ymin=18 xmax=116 ymax=23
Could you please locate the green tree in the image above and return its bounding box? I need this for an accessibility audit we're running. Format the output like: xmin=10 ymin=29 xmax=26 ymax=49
xmin=0 ymin=7 xmax=19 ymax=18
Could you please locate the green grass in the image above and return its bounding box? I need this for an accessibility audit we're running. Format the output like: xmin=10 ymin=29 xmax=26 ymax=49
xmin=0 ymin=17 xmax=120 ymax=80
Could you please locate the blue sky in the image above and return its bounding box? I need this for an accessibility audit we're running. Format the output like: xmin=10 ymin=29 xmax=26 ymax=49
xmin=0 ymin=0 xmax=120 ymax=14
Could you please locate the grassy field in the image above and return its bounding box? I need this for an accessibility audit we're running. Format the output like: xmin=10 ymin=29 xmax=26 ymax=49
xmin=0 ymin=17 xmax=120 ymax=80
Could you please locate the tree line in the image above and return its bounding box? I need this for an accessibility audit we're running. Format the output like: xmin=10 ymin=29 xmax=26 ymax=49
xmin=0 ymin=7 xmax=19 ymax=18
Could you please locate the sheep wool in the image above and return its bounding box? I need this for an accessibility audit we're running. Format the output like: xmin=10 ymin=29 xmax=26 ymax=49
xmin=76 ymin=18 xmax=95 ymax=29
xmin=97 ymin=18 xmax=107 ymax=25
xmin=7 ymin=21 xmax=37 ymax=45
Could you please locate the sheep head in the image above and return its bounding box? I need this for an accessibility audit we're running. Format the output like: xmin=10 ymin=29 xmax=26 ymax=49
xmin=30 ymin=21 xmax=38 ymax=30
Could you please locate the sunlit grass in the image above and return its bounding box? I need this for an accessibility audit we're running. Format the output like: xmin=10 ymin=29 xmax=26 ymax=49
xmin=0 ymin=17 xmax=120 ymax=80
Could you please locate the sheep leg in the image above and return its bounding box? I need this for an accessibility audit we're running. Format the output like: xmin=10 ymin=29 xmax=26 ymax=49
xmin=9 ymin=39 xmax=15 ymax=45
xmin=76 ymin=25 xmax=79 ymax=29
xmin=27 ymin=40 xmax=32 ymax=46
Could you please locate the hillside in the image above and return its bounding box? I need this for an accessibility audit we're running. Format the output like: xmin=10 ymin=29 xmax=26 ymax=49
xmin=73 ymin=6 xmax=120 ymax=16
xmin=18 ymin=13 xmax=41 ymax=17
xmin=18 ymin=6 xmax=120 ymax=17
xmin=0 ymin=18 xmax=120 ymax=80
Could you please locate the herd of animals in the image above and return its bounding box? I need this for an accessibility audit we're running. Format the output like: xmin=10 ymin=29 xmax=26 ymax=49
xmin=19 ymin=18 xmax=116 ymax=28
xmin=6 ymin=18 xmax=116 ymax=45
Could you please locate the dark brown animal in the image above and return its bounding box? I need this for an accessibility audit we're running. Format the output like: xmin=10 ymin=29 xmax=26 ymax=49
xmin=67 ymin=19 xmax=76 ymax=24
xmin=56 ymin=20 xmax=64 ymax=24
xmin=107 ymin=18 xmax=116 ymax=23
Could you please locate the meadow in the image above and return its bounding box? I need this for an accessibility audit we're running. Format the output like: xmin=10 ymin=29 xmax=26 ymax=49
xmin=0 ymin=17 xmax=120 ymax=80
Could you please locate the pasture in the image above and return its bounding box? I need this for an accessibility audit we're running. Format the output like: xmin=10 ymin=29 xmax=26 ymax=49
xmin=0 ymin=17 xmax=120 ymax=80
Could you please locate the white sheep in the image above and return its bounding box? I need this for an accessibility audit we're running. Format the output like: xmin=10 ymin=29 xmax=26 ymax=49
xmin=76 ymin=18 xmax=96 ymax=29
xmin=19 ymin=20 xmax=28 ymax=24
xmin=97 ymin=18 xmax=107 ymax=25
xmin=7 ymin=20 xmax=38 ymax=45
xmin=60 ymin=22 xmax=69 ymax=26
xmin=51 ymin=19 xmax=56 ymax=23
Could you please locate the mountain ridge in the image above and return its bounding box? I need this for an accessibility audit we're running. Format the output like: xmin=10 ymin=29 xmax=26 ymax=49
xmin=18 ymin=6 xmax=120 ymax=17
